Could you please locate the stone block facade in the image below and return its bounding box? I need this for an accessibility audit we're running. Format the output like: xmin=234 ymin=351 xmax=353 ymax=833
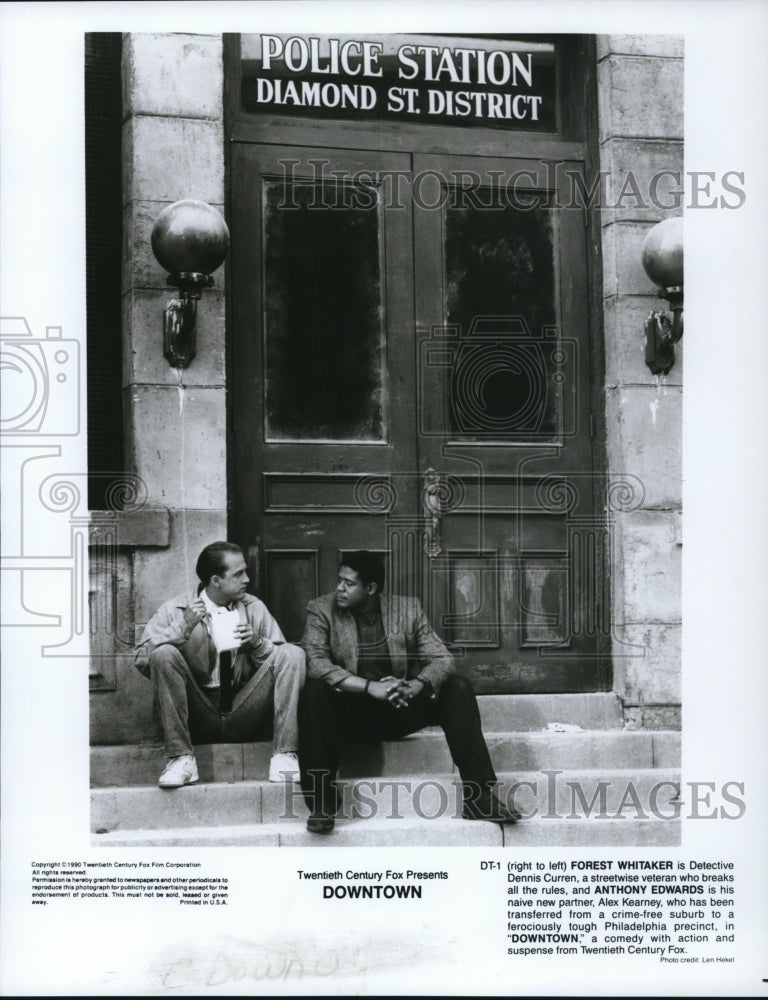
xmin=598 ymin=36 xmax=683 ymax=727
xmin=91 ymin=33 xmax=226 ymax=743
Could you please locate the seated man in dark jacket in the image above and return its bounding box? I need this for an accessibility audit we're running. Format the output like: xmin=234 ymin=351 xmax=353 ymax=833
xmin=299 ymin=550 xmax=518 ymax=833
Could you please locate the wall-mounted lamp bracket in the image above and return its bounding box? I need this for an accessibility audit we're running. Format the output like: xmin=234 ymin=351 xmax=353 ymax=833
xmin=162 ymin=271 xmax=214 ymax=369
xmin=645 ymin=285 xmax=683 ymax=377
xmin=151 ymin=199 xmax=229 ymax=370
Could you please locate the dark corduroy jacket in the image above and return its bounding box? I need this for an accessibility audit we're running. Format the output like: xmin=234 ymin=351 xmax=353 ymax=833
xmin=302 ymin=593 xmax=455 ymax=693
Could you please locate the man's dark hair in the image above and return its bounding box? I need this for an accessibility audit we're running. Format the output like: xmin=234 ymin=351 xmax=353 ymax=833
xmin=196 ymin=541 xmax=243 ymax=585
xmin=339 ymin=551 xmax=385 ymax=590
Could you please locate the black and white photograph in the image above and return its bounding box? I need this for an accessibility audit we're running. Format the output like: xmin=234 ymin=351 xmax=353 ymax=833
xmin=1 ymin=2 xmax=766 ymax=996
xmin=84 ymin=28 xmax=688 ymax=845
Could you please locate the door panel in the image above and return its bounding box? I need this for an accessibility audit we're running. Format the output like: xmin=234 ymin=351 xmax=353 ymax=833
xmin=412 ymin=154 xmax=603 ymax=691
xmin=231 ymin=145 xmax=419 ymax=634
xmin=231 ymin=143 xmax=607 ymax=690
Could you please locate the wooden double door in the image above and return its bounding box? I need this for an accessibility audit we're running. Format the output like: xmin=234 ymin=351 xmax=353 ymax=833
xmin=230 ymin=140 xmax=608 ymax=693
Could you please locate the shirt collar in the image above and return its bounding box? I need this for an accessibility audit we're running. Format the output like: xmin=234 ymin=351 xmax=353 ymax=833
xmin=200 ymin=588 xmax=233 ymax=615
xmin=354 ymin=596 xmax=381 ymax=626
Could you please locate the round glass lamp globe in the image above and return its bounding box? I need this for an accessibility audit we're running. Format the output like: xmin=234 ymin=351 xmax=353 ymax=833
xmin=641 ymin=217 xmax=683 ymax=288
xmin=151 ymin=200 xmax=230 ymax=275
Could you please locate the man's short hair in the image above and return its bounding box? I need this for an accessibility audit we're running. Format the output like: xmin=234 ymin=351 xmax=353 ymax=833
xmin=196 ymin=541 xmax=243 ymax=585
xmin=339 ymin=551 xmax=385 ymax=590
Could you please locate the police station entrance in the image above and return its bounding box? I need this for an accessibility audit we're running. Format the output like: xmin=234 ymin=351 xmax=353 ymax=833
xmin=227 ymin=34 xmax=608 ymax=694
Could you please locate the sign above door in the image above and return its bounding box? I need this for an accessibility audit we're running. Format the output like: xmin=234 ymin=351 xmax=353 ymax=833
xmin=239 ymin=33 xmax=558 ymax=131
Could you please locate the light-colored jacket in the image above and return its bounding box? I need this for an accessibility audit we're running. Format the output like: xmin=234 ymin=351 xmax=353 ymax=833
xmin=302 ymin=593 xmax=455 ymax=693
xmin=134 ymin=589 xmax=286 ymax=691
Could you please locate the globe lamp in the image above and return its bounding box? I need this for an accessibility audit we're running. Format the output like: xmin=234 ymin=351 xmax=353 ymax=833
xmin=151 ymin=200 xmax=230 ymax=368
xmin=640 ymin=217 xmax=683 ymax=376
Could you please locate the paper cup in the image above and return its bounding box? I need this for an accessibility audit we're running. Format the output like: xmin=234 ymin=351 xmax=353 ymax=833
xmin=210 ymin=609 xmax=241 ymax=652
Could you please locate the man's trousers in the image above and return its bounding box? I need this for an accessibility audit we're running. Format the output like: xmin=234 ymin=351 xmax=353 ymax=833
xmin=150 ymin=643 xmax=305 ymax=758
xmin=298 ymin=674 xmax=497 ymax=815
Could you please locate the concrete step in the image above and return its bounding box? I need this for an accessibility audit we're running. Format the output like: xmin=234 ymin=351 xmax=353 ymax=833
xmin=92 ymin=813 xmax=681 ymax=849
xmin=91 ymin=769 xmax=681 ymax=833
xmin=477 ymin=693 xmax=623 ymax=731
xmin=90 ymin=731 xmax=680 ymax=787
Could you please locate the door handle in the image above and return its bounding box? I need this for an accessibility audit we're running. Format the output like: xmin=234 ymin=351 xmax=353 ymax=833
xmin=422 ymin=467 xmax=443 ymax=558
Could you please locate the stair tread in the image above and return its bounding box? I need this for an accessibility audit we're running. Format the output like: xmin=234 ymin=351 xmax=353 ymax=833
xmin=92 ymin=765 xmax=680 ymax=792
xmin=94 ymin=728 xmax=680 ymax=748
xmin=90 ymin=731 xmax=680 ymax=786
xmin=92 ymin=813 xmax=681 ymax=848
xmin=92 ymin=768 xmax=682 ymax=832
xmin=90 ymin=730 xmax=680 ymax=753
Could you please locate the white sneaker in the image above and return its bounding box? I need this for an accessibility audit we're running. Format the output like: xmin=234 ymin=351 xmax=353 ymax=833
xmin=158 ymin=754 xmax=199 ymax=789
xmin=269 ymin=751 xmax=300 ymax=783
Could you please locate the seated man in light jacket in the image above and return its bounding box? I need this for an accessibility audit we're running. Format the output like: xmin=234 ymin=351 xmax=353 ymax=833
xmin=134 ymin=541 xmax=305 ymax=788
xmin=299 ymin=550 xmax=518 ymax=833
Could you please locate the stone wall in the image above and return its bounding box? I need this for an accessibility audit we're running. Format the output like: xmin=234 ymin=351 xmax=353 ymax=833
xmin=91 ymin=33 xmax=226 ymax=743
xmin=596 ymin=36 xmax=684 ymax=728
